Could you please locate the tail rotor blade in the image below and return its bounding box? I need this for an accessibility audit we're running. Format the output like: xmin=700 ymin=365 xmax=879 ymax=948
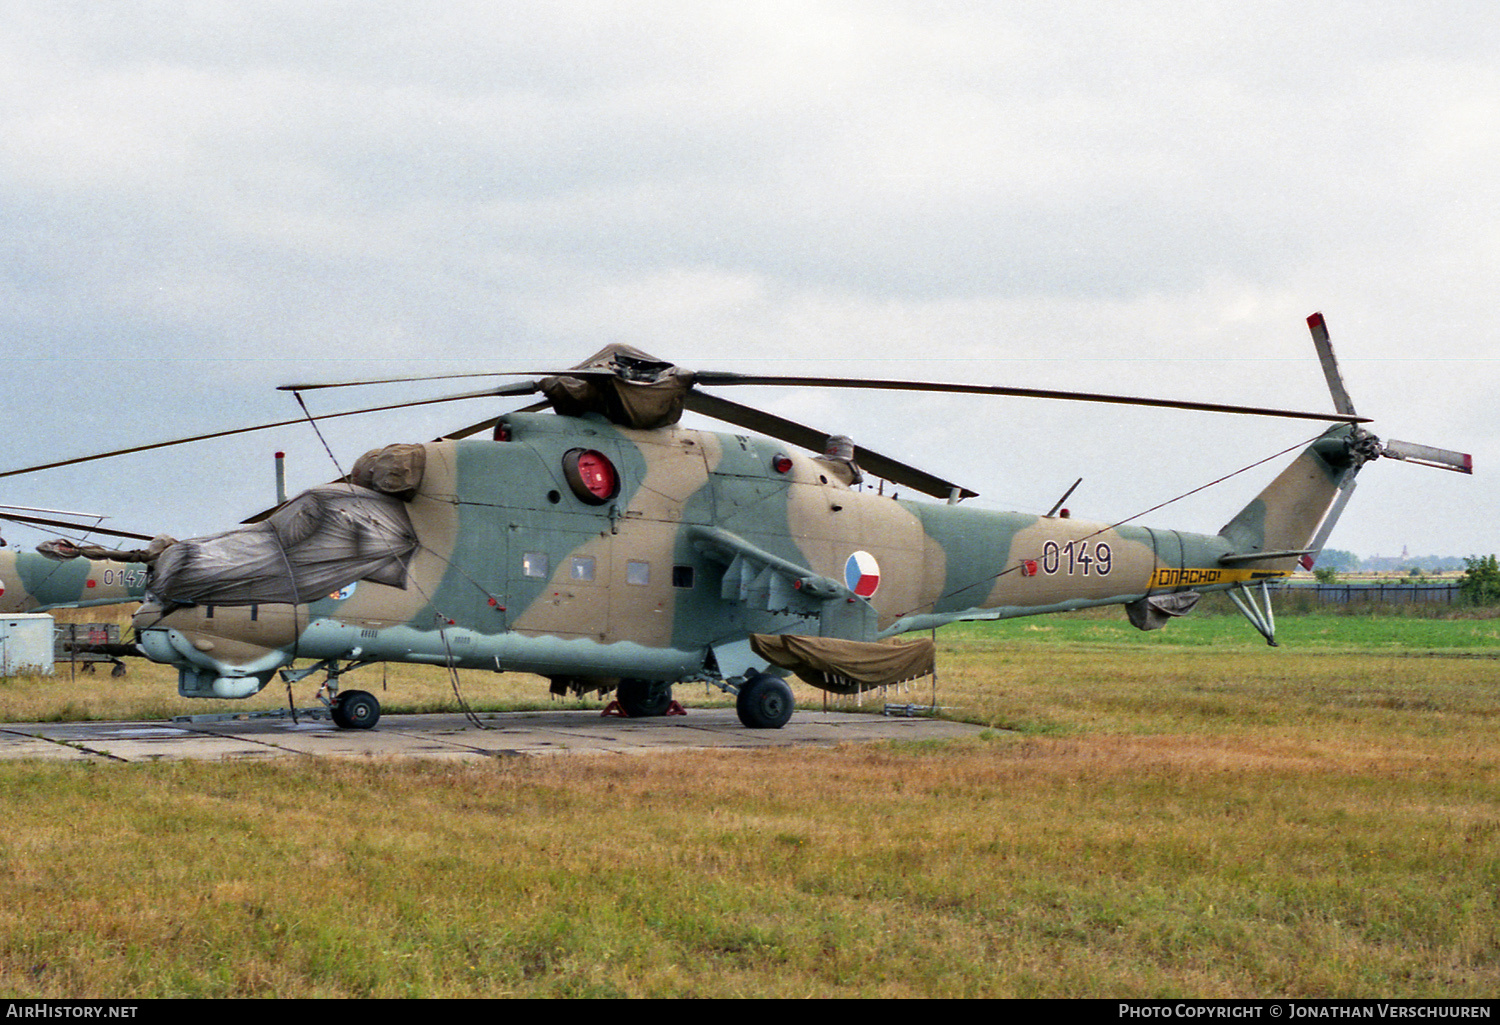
xmin=1307 ymin=312 xmax=1359 ymax=418
xmin=1382 ymin=439 xmax=1473 ymax=474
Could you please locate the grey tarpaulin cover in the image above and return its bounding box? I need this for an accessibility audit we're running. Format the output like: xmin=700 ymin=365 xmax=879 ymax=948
xmin=750 ymin=633 xmax=936 ymax=694
xmin=351 ymin=443 xmax=426 ymax=495
xmin=1125 ymin=590 xmax=1202 ymax=631
xmin=540 ymin=344 xmax=695 ymax=429
xmin=149 ymin=485 xmax=419 ymax=606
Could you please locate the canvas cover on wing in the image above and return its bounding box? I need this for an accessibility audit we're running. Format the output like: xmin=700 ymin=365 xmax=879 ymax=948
xmin=148 ymin=485 xmax=418 ymax=606
xmin=750 ymin=633 xmax=935 ymax=694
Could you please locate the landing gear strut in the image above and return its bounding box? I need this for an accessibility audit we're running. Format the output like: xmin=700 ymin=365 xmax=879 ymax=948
xmin=282 ymin=660 xmax=383 ymax=730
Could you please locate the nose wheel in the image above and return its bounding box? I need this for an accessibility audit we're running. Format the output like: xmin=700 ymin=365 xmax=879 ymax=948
xmin=330 ymin=689 xmax=381 ymax=730
xmin=291 ymin=661 xmax=383 ymax=729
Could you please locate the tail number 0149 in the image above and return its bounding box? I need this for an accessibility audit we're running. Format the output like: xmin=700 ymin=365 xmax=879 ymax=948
xmin=1040 ymin=540 xmax=1112 ymax=577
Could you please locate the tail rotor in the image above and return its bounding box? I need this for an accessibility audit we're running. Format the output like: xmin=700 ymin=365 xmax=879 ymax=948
xmin=1299 ymin=312 xmax=1471 ymax=568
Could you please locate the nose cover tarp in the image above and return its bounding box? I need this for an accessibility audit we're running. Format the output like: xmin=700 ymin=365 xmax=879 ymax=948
xmin=148 ymin=485 xmax=418 ymax=606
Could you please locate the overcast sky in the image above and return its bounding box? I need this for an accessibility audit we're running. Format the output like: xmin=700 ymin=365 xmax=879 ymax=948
xmin=1 ymin=2 xmax=1495 ymax=561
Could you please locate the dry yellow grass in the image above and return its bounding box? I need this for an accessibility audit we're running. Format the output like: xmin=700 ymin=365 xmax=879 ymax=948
xmin=0 ymin=732 xmax=1494 ymax=998
xmin=0 ymin=606 xmax=1494 ymax=997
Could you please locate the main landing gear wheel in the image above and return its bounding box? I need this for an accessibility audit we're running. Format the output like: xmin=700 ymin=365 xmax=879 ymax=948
xmin=331 ymin=689 xmax=381 ymax=730
xmin=616 ymin=679 xmax=674 ymax=718
xmin=736 ymin=673 xmax=794 ymax=729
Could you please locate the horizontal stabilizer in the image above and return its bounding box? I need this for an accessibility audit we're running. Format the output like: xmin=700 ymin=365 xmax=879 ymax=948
xmin=1218 ymin=549 xmax=1316 ymax=566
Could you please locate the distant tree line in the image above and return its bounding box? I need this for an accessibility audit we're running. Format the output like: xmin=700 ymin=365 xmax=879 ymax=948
xmin=1305 ymin=554 xmax=1500 ymax=606
xmin=1317 ymin=549 xmax=1468 ymax=573
xmin=1459 ymin=555 xmax=1500 ymax=606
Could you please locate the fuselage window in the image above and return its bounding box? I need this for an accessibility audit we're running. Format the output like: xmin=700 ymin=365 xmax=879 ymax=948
xmin=570 ymin=556 xmax=596 ymax=582
xmin=523 ymin=552 xmax=549 ymax=579
xmin=672 ymin=565 xmax=694 ymax=589
xmin=626 ymin=560 xmax=650 ymax=586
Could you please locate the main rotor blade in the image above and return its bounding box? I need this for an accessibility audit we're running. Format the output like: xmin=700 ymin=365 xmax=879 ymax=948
xmin=684 ymin=390 xmax=978 ymax=500
xmin=440 ymin=416 xmax=506 ymax=441
xmin=1382 ymin=439 xmax=1473 ymax=474
xmin=0 ymin=512 xmax=155 ymax=542
xmin=280 ymin=374 xmax=541 ymax=393
xmin=1306 ymin=312 xmax=1359 ymax=417
xmin=240 ymin=396 xmax=555 ymax=524
xmin=0 ymin=386 xmax=525 ymax=481
xmin=438 ymin=399 xmax=551 ymax=440
xmin=278 ymin=345 xmax=667 ymax=392
xmin=690 ymin=371 xmax=1369 ymax=425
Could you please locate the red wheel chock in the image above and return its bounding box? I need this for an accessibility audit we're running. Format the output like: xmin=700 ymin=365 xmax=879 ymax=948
xmin=600 ymin=700 xmax=688 ymax=718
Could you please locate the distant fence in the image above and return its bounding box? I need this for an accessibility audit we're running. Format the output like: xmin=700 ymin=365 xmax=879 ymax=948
xmin=1279 ymin=583 xmax=1460 ymax=605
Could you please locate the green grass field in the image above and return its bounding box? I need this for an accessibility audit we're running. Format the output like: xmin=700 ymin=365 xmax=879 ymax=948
xmin=0 ymin=606 xmax=1496 ymax=997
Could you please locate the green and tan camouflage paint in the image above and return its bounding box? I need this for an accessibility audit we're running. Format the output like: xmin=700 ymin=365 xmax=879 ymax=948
xmin=0 ymin=551 xmax=148 ymax=611
xmin=4 ymin=415 xmax=1359 ymax=703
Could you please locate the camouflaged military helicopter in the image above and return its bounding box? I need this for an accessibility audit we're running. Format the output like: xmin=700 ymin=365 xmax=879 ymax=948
xmin=0 ymin=314 xmax=1470 ymax=730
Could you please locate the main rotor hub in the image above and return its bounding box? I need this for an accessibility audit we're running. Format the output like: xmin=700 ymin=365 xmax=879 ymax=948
xmin=1346 ymin=428 xmax=1385 ymax=467
xmin=607 ymin=351 xmax=678 ymax=382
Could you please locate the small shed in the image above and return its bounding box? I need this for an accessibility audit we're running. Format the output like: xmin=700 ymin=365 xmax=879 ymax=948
xmin=1 ymin=614 xmax=56 ymax=676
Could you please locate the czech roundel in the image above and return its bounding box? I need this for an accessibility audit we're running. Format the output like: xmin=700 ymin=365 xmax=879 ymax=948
xmin=844 ymin=550 xmax=881 ymax=597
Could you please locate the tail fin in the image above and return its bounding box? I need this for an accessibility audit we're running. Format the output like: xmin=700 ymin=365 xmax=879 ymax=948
xmin=1219 ymin=425 xmax=1366 ymax=568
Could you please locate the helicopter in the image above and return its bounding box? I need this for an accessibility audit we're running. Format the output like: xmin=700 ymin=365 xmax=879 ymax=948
xmin=0 ymin=313 xmax=1470 ymax=730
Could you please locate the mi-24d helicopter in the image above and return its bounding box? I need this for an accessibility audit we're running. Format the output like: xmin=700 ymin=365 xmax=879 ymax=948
xmin=0 ymin=313 xmax=1471 ymax=730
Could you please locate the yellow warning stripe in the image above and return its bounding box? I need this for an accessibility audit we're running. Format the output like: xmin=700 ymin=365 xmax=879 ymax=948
xmin=1150 ymin=567 xmax=1292 ymax=589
